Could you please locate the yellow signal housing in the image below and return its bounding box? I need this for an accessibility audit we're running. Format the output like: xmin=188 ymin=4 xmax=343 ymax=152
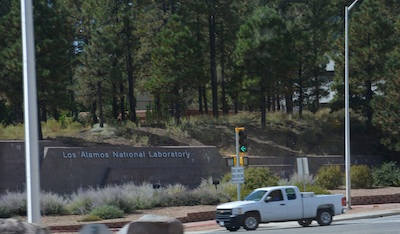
xmin=240 ymin=156 xmax=249 ymax=166
xmin=228 ymin=155 xmax=249 ymax=166
xmin=235 ymin=127 xmax=245 ymax=133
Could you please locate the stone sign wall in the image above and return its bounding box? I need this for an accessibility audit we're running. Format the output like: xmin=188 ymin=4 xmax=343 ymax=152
xmin=0 ymin=141 xmax=228 ymax=194
xmin=40 ymin=146 xmax=226 ymax=194
xmin=0 ymin=141 xmax=385 ymax=195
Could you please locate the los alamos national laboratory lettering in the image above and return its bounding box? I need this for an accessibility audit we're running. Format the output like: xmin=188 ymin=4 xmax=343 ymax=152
xmin=62 ymin=150 xmax=191 ymax=159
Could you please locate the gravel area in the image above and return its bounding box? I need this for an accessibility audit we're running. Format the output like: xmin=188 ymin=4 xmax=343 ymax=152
xmin=39 ymin=205 xmax=216 ymax=227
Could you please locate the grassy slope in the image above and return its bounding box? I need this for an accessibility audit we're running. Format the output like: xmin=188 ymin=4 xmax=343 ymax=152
xmin=0 ymin=110 xmax=380 ymax=156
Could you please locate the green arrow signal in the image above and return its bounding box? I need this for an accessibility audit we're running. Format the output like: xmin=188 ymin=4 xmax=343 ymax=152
xmin=240 ymin=146 xmax=247 ymax=152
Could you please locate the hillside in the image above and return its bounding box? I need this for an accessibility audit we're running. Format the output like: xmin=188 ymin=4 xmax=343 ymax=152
xmin=52 ymin=113 xmax=381 ymax=157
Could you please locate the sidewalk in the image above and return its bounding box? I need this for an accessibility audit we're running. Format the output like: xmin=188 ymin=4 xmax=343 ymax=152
xmin=183 ymin=203 xmax=400 ymax=233
xmin=337 ymin=203 xmax=400 ymax=221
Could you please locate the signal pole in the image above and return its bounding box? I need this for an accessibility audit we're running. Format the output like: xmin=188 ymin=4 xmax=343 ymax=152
xmin=234 ymin=127 xmax=247 ymax=200
xmin=235 ymin=127 xmax=241 ymax=200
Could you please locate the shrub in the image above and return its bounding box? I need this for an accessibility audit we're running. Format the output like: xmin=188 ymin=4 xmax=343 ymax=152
xmin=222 ymin=167 xmax=279 ymax=199
xmin=157 ymin=184 xmax=189 ymax=207
xmin=119 ymin=182 xmax=157 ymax=211
xmin=40 ymin=192 xmax=68 ymax=215
xmin=68 ymin=186 xmax=126 ymax=214
xmin=192 ymin=178 xmax=231 ymax=205
xmin=351 ymin=165 xmax=373 ymax=189
xmin=316 ymin=165 xmax=344 ymax=189
xmin=0 ymin=191 xmax=27 ymax=218
xmin=301 ymin=184 xmax=330 ymax=195
xmin=279 ymin=172 xmax=316 ymax=187
xmin=90 ymin=205 xmax=124 ymax=219
xmin=195 ymin=189 xmax=228 ymax=205
xmin=278 ymin=172 xmax=329 ymax=194
xmin=66 ymin=192 xmax=93 ymax=215
xmin=158 ymin=191 xmax=201 ymax=207
xmin=217 ymin=179 xmax=237 ymax=201
xmin=243 ymin=167 xmax=279 ymax=195
xmin=372 ymin=162 xmax=400 ymax=187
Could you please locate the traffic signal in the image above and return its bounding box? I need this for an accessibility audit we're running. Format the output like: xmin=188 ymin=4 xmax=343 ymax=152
xmin=238 ymin=129 xmax=247 ymax=153
xmin=225 ymin=157 xmax=235 ymax=166
xmin=240 ymin=156 xmax=249 ymax=166
xmin=225 ymin=156 xmax=249 ymax=166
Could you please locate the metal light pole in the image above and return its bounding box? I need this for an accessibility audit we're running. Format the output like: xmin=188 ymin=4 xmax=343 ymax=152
xmin=21 ymin=0 xmax=41 ymax=223
xmin=344 ymin=0 xmax=360 ymax=210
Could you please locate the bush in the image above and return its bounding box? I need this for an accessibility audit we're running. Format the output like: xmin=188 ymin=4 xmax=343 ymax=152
xmin=278 ymin=172 xmax=329 ymax=194
xmin=193 ymin=178 xmax=231 ymax=205
xmin=90 ymin=205 xmax=124 ymax=219
xmin=66 ymin=193 xmax=93 ymax=215
xmin=372 ymin=162 xmax=400 ymax=187
xmin=0 ymin=191 xmax=27 ymax=218
xmin=119 ymin=183 xmax=156 ymax=211
xmin=279 ymin=172 xmax=316 ymax=187
xmin=40 ymin=192 xmax=68 ymax=215
xmin=243 ymin=167 xmax=279 ymax=194
xmin=351 ymin=165 xmax=373 ymax=188
xmin=316 ymin=165 xmax=344 ymax=189
xmin=302 ymin=184 xmax=330 ymax=195
xmin=158 ymin=191 xmax=201 ymax=207
xmin=222 ymin=167 xmax=279 ymax=199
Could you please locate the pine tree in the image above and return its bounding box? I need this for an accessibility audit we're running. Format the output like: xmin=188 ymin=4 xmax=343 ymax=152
xmin=331 ymin=0 xmax=397 ymax=126
xmin=148 ymin=14 xmax=202 ymax=124
xmin=235 ymin=6 xmax=293 ymax=128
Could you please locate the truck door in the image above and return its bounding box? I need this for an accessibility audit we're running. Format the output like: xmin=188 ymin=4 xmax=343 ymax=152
xmin=284 ymin=188 xmax=303 ymax=220
xmin=260 ymin=189 xmax=287 ymax=221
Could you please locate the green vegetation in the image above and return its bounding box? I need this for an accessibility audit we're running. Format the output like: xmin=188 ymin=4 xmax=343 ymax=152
xmin=1 ymin=1 xmax=400 ymax=154
xmin=279 ymin=173 xmax=329 ymax=194
xmin=90 ymin=205 xmax=124 ymax=220
xmin=2 ymin=160 xmax=400 ymax=220
xmin=372 ymin=162 xmax=400 ymax=187
xmin=351 ymin=165 xmax=373 ymax=189
xmin=0 ymin=179 xmax=231 ymax=219
xmin=316 ymin=165 xmax=344 ymax=190
xmin=222 ymin=167 xmax=279 ymax=199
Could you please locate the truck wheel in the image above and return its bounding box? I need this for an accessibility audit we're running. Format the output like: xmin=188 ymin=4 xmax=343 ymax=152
xmin=225 ymin=224 xmax=240 ymax=232
xmin=298 ymin=219 xmax=312 ymax=227
xmin=316 ymin=209 xmax=333 ymax=226
xmin=243 ymin=212 xmax=260 ymax=230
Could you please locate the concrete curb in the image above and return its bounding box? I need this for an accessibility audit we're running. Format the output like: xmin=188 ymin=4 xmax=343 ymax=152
xmin=336 ymin=209 xmax=400 ymax=221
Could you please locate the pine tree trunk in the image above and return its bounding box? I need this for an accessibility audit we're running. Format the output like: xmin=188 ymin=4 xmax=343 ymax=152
xmin=97 ymin=81 xmax=104 ymax=128
xmin=209 ymin=9 xmax=218 ymax=118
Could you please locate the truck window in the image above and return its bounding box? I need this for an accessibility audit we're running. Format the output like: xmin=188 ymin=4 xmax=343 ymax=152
xmin=286 ymin=188 xmax=296 ymax=200
xmin=244 ymin=190 xmax=267 ymax=201
xmin=268 ymin=190 xmax=283 ymax=201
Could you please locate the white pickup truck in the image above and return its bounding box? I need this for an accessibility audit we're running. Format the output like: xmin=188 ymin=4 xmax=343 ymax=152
xmin=216 ymin=185 xmax=346 ymax=231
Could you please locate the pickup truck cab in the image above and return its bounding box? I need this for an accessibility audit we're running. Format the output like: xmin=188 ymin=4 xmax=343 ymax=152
xmin=216 ymin=185 xmax=346 ymax=231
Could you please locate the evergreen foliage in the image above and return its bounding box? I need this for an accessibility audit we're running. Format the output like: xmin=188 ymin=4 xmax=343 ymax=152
xmin=0 ymin=0 xmax=400 ymax=152
xmin=372 ymin=161 xmax=400 ymax=187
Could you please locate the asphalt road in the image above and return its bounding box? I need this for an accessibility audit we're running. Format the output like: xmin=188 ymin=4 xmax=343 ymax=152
xmin=190 ymin=215 xmax=400 ymax=234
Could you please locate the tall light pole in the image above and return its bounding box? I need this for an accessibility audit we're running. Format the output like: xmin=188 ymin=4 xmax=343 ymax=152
xmin=21 ymin=0 xmax=41 ymax=223
xmin=344 ymin=0 xmax=360 ymax=210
